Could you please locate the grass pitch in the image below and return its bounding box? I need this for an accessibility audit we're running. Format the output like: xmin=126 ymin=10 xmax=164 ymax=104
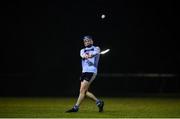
xmin=0 ymin=97 xmax=180 ymax=118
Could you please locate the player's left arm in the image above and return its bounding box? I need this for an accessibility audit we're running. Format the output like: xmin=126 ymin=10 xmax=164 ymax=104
xmin=89 ymin=47 xmax=100 ymax=58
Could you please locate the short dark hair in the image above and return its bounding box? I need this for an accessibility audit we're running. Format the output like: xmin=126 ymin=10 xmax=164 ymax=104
xmin=83 ymin=35 xmax=93 ymax=41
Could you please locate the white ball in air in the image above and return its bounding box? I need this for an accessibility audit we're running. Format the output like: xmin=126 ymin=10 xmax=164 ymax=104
xmin=101 ymin=14 xmax=106 ymax=19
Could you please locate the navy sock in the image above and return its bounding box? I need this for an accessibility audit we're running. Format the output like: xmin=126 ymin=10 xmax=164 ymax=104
xmin=96 ymin=99 xmax=101 ymax=106
xmin=73 ymin=105 xmax=79 ymax=110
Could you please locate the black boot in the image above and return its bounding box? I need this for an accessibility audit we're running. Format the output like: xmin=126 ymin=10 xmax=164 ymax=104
xmin=66 ymin=105 xmax=79 ymax=113
xmin=96 ymin=100 xmax=104 ymax=112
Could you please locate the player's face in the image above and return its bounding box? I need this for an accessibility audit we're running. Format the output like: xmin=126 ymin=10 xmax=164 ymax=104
xmin=84 ymin=39 xmax=93 ymax=47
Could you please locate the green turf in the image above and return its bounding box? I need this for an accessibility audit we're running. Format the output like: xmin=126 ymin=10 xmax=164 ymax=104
xmin=0 ymin=97 xmax=180 ymax=118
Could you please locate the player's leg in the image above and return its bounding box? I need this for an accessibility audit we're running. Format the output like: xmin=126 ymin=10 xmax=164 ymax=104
xmin=74 ymin=73 xmax=96 ymax=106
xmin=66 ymin=73 xmax=104 ymax=112
xmin=86 ymin=91 xmax=97 ymax=101
xmin=85 ymin=74 xmax=98 ymax=101
xmin=75 ymin=80 xmax=90 ymax=106
xmin=66 ymin=80 xmax=90 ymax=112
xmin=86 ymin=90 xmax=104 ymax=112
xmin=85 ymin=74 xmax=104 ymax=112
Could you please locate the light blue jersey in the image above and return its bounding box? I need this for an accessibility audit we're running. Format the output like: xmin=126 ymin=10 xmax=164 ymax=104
xmin=80 ymin=46 xmax=100 ymax=73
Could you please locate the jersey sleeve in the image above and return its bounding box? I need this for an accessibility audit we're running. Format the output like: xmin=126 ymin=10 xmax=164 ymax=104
xmin=91 ymin=46 xmax=100 ymax=56
xmin=80 ymin=49 xmax=86 ymax=58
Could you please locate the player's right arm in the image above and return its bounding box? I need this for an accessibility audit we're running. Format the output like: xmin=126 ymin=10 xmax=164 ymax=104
xmin=80 ymin=49 xmax=89 ymax=59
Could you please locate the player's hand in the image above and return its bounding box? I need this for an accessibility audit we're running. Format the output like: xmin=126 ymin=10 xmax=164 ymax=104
xmin=84 ymin=54 xmax=89 ymax=59
xmin=84 ymin=54 xmax=93 ymax=59
xmin=88 ymin=54 xmax=93 ymax=58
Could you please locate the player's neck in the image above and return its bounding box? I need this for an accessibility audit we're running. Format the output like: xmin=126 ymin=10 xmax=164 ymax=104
xmin=85 ymin=45 xmax=93 ymax=49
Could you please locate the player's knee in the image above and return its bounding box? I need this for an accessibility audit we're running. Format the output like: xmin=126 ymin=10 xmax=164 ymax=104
xmin=79 ymin=88 xmax=85 ymax=94
xmin=80 ymin=87 xmax=87 ymax=94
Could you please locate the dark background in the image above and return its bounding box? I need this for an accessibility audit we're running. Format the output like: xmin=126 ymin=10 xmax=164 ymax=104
xmin=1 ymin=0 xmax=179 ymax=97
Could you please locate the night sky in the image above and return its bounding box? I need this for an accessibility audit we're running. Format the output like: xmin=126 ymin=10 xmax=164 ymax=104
xmin=1 ymin=0 xmax=179 ymax=96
